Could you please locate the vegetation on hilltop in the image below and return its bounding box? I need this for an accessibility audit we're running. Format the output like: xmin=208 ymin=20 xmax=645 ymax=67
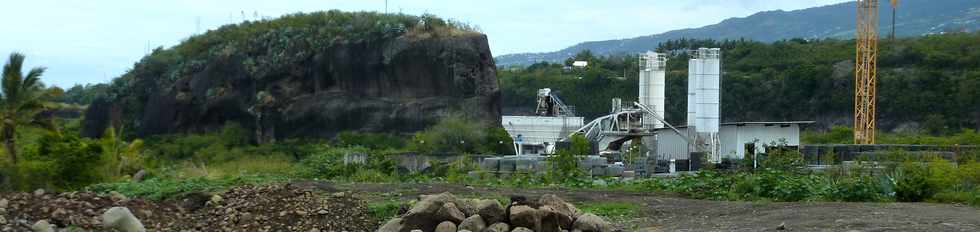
xmin=500 ymin=32 xmax=980 ymax=135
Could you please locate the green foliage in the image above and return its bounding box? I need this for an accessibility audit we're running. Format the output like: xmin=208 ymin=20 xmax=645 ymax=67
xmin=367 ymin=200 xmax=404 ymax=220
xmin=219 ymin=122 xmax=251 ymax=147
xmin=298 ymin=145 xmax=398 ymax=182
xmin=483 ymin=127 xmax=515 ymax=155
xmin=802 ymin=126 xmax=853 ymax=144
xmin=759 ymin=147 xmax=806 ymax=173
xmin=2 ymin=52 xmax=51 ymax=165
xmin=895 ymin=162 xmax=934 ymax=202
xmin=824 ymin=176 xmax=885 ymax=202
xmin=735 ymin=170 xmax=820 ymax=201
xmin=577 ymin=202 xmax=638 ymax=224
xmin=546 ymin=150 xmax=582 ymax=183
xmin=100 ymin=127 xmax=145 ymax=179
xmin=6 ymin=132 xmax=107 ymax=190
xmin=930 ymin=188 xmax=980 ymax=206
xmin=52 ymin=83 xmax=109 ymax=105
xmin=104 ymin=11 xmax=476 ymax=128
xmin=410 ymin=114 xmax=501 ymax=155
xmin=336 ymin=132 xmax=406 ymax=150
xmin=86 ymin=175 xmax=286 ymax=200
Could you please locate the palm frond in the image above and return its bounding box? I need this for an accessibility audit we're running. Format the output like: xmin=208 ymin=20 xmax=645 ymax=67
xmin=24 ymin=67 xmax=46 ymax=89
xmin=2 ymin=53 xmax=25 ymax=79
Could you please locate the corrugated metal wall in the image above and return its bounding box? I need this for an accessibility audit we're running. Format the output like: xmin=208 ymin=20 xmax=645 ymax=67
xmin=656 ymin=124 xmax=802 ymax=161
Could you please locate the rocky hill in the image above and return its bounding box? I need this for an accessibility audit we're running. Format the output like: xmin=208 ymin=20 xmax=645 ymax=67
xmin=82 ymin=11 xmax=501 ymax=141
xmin=497 ymin=0 xmax=980 ymax=66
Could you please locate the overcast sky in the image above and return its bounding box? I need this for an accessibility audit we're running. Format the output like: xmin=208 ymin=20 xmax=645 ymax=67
xmin=0 ymin=0 xmax=850 ymax=87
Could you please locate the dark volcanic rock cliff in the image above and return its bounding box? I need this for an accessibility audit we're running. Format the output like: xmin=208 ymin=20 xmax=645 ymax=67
xmin=83 ymin=12 xmax=500 ymax=140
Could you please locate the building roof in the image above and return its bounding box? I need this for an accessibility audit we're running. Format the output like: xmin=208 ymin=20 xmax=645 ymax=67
xmin=665 ymin=121 xmax=815 ymax=129
xmin=721 ymin=121 xmax=816 ymax=126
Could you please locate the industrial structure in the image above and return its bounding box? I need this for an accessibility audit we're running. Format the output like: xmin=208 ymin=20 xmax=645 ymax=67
xmin=498 ymin=47 xmax=810 ymax=174
xmin=687 ymin=48 xmax=723 ymax=162
xmin=854 ymin=0 xmax=879 ymax=144
xmin=639 ymin=51 xmax=667 ymax=129
xmin=501 ymin=88 xmax=584 ymax=155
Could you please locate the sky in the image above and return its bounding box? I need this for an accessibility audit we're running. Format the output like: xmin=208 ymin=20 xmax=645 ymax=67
xmin=0 ymin=0 xmax=851 ymax=87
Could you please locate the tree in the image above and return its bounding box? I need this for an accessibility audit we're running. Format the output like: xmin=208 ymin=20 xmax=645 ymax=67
xmin=1 ymin=53 xmax=48 ymax=164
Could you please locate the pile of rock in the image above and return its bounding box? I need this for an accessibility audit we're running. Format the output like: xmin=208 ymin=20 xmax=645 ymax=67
xmin=172 ymin=184 xmax=378 ymax=231
xmin=1 ymin=184 xmax=378 ymax=231
xmin=379 ymin=192 xmax=616 ymax=232
xmin=0 ymin=189 xmax=180 ymax=231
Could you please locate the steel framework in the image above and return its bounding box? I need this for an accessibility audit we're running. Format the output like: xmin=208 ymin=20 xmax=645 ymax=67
xmin=855 ymin=0 xmax=879 ymax=144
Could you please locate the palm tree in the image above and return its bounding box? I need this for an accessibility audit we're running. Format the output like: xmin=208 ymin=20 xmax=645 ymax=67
xmin=1 ymin=52 xmax=47 ymax=164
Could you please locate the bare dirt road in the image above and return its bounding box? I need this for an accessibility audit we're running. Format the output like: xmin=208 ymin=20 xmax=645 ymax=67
xmin=341 ymin=183 xmax=980 ymax=232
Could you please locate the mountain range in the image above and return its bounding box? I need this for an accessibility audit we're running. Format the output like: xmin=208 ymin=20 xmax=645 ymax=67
xmin=495 ymin=0 xmax=980 ymax=66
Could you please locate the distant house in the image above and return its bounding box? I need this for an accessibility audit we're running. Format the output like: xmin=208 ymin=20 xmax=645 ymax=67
xmin=572 ymin=61 xmax=588 ymax=67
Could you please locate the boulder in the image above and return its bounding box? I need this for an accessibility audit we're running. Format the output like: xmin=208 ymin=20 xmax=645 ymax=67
xmin=539 ymin=194 xmax=580 ymax=228
xmin=0 ymin=198 xmax=8 ymax=209
xmin=509 ymin=205 xmax=541 ymax=231
xmin=31 ymin=220 xmax=54 ymax=232
xmin=131 ymin=169 xmax=147 ymax=182
xmin=436 ymin=202 xmax=466 ymax=223
xmin=476 ymin=199 xmax=506 ymax=224
xmin=485 ymin=222 xmax=510 ymax=232
xmin=434 ymin=221 xmax=457 ymax=232
xmin=458 ymin=215 xmax=486 ymax=232
xmin=209 ymin=194 xmax=223 ymax=205
xmin=402 ymin=193 xmax=464 ymax=231
xmin=179 ymin=192 xmax=211 ymax=212
xmin=457 ymin=198 xmax=479 ymax=216
xmin=538 ymin=205 xmax=563 ymax=232
xmin=512 ymin=227 xmax=534 ymax=232
xmin=110 ymin=191 xmax=129 ymax=202
xmin=102 ymin=207 xmax=146 ymax=232
xmin=33 ymin=189 xmax=45 ymax=197
xmin=571 ymin=213 xmax=613 ymax=232
xmin=408 ymin=192 xmax=458 ymax=216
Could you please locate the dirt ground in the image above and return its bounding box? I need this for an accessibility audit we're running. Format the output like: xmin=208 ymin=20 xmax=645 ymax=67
xmin=340 ymin=183 xmax=980 ymax=232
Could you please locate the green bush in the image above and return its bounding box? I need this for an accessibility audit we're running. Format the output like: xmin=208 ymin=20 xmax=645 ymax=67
xmin=298 ymin=146 xmax=398 ymax=182
xmin=930 ymin=188 xmax=980 ymax=206
xmin=336 ymin=132 xmax=407 ymax=150
xmin=7 ymin=133 xmax=108 ymax=190
xmin=733 ymin=170 xmax=818 ymax=201
xmin=825 ymin=176 xmax=884 ymax=202
xmin=895 ymin=162 xmax=934 ymax=202
xmin=409 ymin=114 xmax=490 ymax=155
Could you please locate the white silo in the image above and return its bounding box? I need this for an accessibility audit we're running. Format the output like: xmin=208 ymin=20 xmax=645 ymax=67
xmin=639 ymin=51 xmax=667 ymax=129
xmin=693 ymin=48 xmax=722 ymax=162
xmin=687 ymin=58 xmax=699 ymax=129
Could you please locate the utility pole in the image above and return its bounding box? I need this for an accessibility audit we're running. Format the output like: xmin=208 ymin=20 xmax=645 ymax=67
xmin=385 ymin=0 xmax=389 ymax=14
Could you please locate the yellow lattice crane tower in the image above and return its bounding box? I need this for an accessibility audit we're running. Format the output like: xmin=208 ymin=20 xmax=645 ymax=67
xmin=855 ymin=0 xmax=879 ymax=144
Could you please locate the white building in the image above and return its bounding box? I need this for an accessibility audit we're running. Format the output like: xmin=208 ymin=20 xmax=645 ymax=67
xmin=654 ymin=121 xmax=813 ymax=161
xmin=502 ymin=116 xmax=584 ymax=155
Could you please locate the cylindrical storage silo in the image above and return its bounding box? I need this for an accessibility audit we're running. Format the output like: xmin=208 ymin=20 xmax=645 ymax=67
xmin=639 ymin=52 xmax=667 ymax=129
xmin=696 ymin=49 xmax=721 ymax=134
xmin=687 ymin=58 xmax=699 ymax=129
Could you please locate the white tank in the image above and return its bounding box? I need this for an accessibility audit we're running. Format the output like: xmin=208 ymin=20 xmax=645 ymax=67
xmin=695 ymin=48 xmax=721 ymax=134
xmin=687 ymin=58 xmax=699 ymax=128
xmin=639 ymin=51 xmax=667 ymax=129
